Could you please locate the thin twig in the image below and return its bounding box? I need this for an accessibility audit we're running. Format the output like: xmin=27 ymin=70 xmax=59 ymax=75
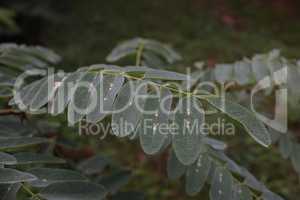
xmin=0 ymin=109 xmax=23 ymax=116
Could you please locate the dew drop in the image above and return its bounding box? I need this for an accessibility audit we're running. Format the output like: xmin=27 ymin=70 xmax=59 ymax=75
xmin=104 ymin=97 xmax=107 ymax=101
xmin=109 ymin=83 xmax=114 ymax=87
xmin=197 ymin=157 xmax=202 ymax=167
xmin=154 ymin=112 xmax=159 ymax=117
xmin=153 ymin=124 xmax=157 ymax=131
xmin=219 ymin=173 xmax=223 ymax=182
xmin=187 ymin=109 xmax=191 ymax=116
xmin=218 ymin=190 xmax=223 ymax=195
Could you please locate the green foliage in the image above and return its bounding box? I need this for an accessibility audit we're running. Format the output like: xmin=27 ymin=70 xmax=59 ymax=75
xmin=190 ymin=49 xmax=300 ymax=121
xmin=0 ymin=39 xmax=291 ymax=199
xmin=106 ymin=38 xmax=182 ymax=67
xmin=0 ymin=115 xmax=140 ymax=199
xmin=190 ymin=49 xmax=300 ymax=179
xmin=0 ymin=43 xmax=61 ymax=99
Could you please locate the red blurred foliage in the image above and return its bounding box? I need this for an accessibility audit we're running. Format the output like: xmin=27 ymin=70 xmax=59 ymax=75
xmin=269 ymin=0 xmax=298 ymax=16
xmin=55 ymin=144 xmax=95 ymax=161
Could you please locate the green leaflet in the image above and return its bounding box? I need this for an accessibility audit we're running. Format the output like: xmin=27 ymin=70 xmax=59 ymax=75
xmin=106 ymin=38 xmax=181 ymax=65
xmin=279 ymin=135 xmax=292 ymax=159
xmin=209 ymin=167 xmax=233 ymax=200
xmin=13 ymin=78 xmax=45 ymax=110
xmin=172 ymin=97 xmax=204 ymax=165
xmin=13 ymin=152 xmax=65 ymax=165
xmin=0 ymin=73 xmax=15 ymax=86
xmin=106 ymin=38 xmax=140 ymax=62
xmin=86 ymin=75 xmax=124 ymax=123
xmin=144 ymin=69 xmax=187 ymax=81
xmin=232 ymin=184 xmax=252 ymax=200
xmin=25 ymin=46 xmax=61 ymax=64
xmin=291 ymin=144 xmax=300 ymax=173
xmin=142 ymin=51 xmax=165 ymax=68
xmin=77 ymin=155 xmax=110 ymax=175
xmin=211 ymin=150 xmax=243 ymax=176
xmin=39 ymin=181 xmax=107 ymax=200
xmin=0 ymin=56 xmax=35 ymax=71
xmin=206 ymin=98 xmax=271 ymax=147
xmin=203 ymin=138 xmax=227 ymax=151
xmin=30 ymin=73 xmax=64 ymax=111
xmin=139 ymin=88 xmax=172 ymax=155
xmin=2 ymin=53 xmax=46 ymax=69
xmin=27 ymin=168 xmax=86 ymax=187
xmin=267 ymin=49 xmax=282 ymax=78
xmin=233 ymin=61 xmax=252 ymax=85
xmin=0 ymin=168 xmax=36 ymax=184
xmin=0 ymin=43 xmax=61 ymax=64
xmin=144 ymin=39 xmax=181 ymax=63
xmin=214 ymin=64 xmax=233 ymax=83
xmin=112 ymin=80 xmax=147 ymax=137
xmin=50 ymin=71 xmax=83 ymax=115
xmin=0 ymin=116 xmax=35 ymax=137
xmin=98 ymin=170 xmax=131 ymax=194
xmin=0 ymin=137 xmax=48 ymax=151
xmin=251 ymin=54 xmax=269 ymax=81
xmin=0 ymin=152 xmax=16 ymax=165
xmin=167 ymin=150 xmax=186 ymax=180
xmin=287 ymin=64 xmax=300 ymax=95
xmin=68 ymin=72 xmax=98 ymax=125
xmin=185 ymin=153 xmax=211 ymax=196
xmin=0 ymin=183 xmax=21 ymax=200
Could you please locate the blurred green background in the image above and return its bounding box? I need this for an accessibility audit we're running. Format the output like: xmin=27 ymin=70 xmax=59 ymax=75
xmin=1 ymin=0 xmax=300 ymax=199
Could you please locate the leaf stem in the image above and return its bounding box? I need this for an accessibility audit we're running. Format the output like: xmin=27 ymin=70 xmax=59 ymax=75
xmin=100 ymin=70 xmax=215 ymax=100
xmin=136 ymin=42 xmax=144 ymax=66
xmin=21 ymin=183 xmax=41 ymax=200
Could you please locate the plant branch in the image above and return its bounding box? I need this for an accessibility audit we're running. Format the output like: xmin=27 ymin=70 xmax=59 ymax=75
xmin=100 ymin=70 xmax=215 ymax=100
xmin=0 ymin=108 xmax=23 ymax=116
